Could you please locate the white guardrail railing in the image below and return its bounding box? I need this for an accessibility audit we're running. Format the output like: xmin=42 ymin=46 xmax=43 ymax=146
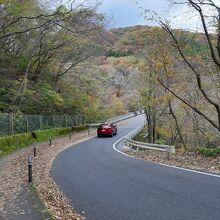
xmin=90 ymin=113 xmax=135 ymax=128
xmin=124 ymin=124 xmax=175 ymax=154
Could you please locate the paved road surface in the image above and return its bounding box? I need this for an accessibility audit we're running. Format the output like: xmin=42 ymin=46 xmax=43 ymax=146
xmin=52 ymin=115 xmax=220 ymax=220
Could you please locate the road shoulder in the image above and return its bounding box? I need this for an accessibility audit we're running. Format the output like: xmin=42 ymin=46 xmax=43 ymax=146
xmin=0 ymin=130 xmax=95 ymax=220
xmin=125 ymin=149 xmax=220 ymax=176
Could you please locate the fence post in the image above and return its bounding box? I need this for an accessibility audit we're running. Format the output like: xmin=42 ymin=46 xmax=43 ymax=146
xmin=82 ymin=115 xmax=86 ymax=124
xmin=9 ymin=113 xmax=14 ymax=134
xmin=65 ymin=115 xmax=67 ymax=127
xmin=74 ymin=116 xmax=76 ymax=126
xmin=39 ymin=115 xmax=43 ymax=129
xmin=79 ymin=115 xmax=81 ymax=125
xmin=26 ymin=115 xmax=29 ymax=132
xmin=53 ymin=115 xmax=56 ymax=127
xmin=80 ymin=114 xmax=83 ymax=124
xmin=8 ymin=114 xmax=11 ymax=134
xmin=69 ymin=115 xmax=72 ymax=127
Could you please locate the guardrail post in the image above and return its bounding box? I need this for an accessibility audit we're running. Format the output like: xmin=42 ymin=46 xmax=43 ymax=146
xmin=131 ymin=144 xmax=136 ymax=150
xmin=125 ymin=140 xmax=129 ymax=148
xmin=170 ymin=146 xmax=175 ymax=153
xmin=165 ymin=147 xmax=171 ymax=160
xmin=167 ymin=152 xmax=171 ymax=160
xmin=28 ymin=156 xmax=32 ymax=184
xmin=49 ymin=139 xmax=52 ymax=146
xmin=124 ymin=124 xmax=175 ymax=157
xmin=69 ymin=134 xmax=72 ymax=140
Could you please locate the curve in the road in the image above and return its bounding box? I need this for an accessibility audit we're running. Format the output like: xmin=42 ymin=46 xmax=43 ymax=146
xmin=113 ymin=129 xmax=220 ymax=179
xmin=52 ymin=115 xmax=220 ymax=220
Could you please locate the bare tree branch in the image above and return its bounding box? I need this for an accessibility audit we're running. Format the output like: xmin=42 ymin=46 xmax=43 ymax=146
xmin=160 ymin=21 xmax=220 ymax=128
xmin=157 ymin=78 xmax=220 ymax=131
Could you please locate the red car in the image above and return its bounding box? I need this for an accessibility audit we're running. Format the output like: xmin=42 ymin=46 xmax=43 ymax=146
xmin=97 ymin=123 xmax=117 ymax=137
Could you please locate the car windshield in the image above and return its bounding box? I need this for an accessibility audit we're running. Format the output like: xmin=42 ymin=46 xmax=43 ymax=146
xmin=99 ymin=124 xmax=110 ymax=128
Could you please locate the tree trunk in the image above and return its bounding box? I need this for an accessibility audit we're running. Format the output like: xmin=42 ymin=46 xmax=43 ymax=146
xmin=168 ymin=100 xmax=187 ymax=150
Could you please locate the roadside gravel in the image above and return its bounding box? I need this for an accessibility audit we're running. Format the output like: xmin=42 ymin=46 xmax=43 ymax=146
xmin=0 ymin=118 xmax=134 ymax=220
xmin=0 ymin=129 xmax=96 ymax=220
xmin=126 ymin=149 xmax=220 ymax=174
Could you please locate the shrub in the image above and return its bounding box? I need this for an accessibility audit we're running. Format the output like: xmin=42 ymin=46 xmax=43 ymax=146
xmin=0 ymin=125 xmax=88 ymax=157
xmin=72 ymin=124 xmax=89 ymax=132
xmin=155 ymin=139 xmax=167 ymax=145
xmin=133 ymin=128 xmax=148 ymax=142
xmin=199 ymin=147 xmax=220 ymax=157
xmin=106 ymin=50 xmax=132 ymax=57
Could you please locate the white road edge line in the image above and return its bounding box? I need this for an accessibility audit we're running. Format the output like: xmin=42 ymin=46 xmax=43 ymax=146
xmin=113 ymin=136 xmax=133 ymax=158
xmin=113 ymin=129 xmax=220 ymax=178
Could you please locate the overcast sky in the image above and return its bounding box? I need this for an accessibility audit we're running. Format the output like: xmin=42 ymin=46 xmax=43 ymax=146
xmin=65 ymin=0 xmax=219 ymax=31
xmin=97 ymin=0 xmax=171 ymax=28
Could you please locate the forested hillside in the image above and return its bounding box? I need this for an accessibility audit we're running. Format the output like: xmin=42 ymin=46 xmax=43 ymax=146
xmin=105 ymin=24 xmax=220 ymax=149
xmin=0 ymin=0 xmax=141 ymax=121
xmin=1 ymin=0 xmax=220 ymax=149
xmin=0 ymin=0 xmax=107 ymax=120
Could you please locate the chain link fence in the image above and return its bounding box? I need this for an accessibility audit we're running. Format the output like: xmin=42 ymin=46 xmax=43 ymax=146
xmin=0 ymin=113 xmax=86 ymax=136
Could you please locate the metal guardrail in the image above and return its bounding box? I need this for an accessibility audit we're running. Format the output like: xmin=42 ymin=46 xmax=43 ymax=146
xmin=125 ymin=139 xmax=175 ymax=153
xmin=89 ymin=113 xmax=135 ymax=128
xmin=108 ymin=113 xmax=135 ymax=123
xmin=124 ymin=124 xmax=175 ymax=154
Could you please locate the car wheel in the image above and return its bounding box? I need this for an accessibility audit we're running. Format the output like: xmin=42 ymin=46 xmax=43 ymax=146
xmin=110 ymin=132 xmax=113 ymax=137
xmin=97 ymin=134 xmax=100 ymax=137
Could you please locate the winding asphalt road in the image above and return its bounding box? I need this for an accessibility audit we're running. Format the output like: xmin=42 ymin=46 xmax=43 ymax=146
xmin=52 ymin=115 xmax=220 ymax=220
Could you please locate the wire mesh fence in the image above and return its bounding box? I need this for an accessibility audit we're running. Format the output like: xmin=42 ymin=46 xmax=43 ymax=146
xmin=0 ymin=113 xmax=86 ymax=136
